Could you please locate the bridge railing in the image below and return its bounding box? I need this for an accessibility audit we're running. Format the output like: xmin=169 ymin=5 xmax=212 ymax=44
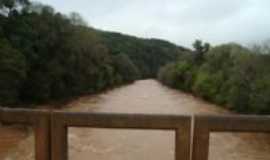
xmin=1 ymin=108 xmax=270 ymax=160
xmin=192 ymin=115 xmax=270 ymax=160
xmin=51 ymin=111 xmax=191 ymax=160
xmin=0 ymin=108 xmax=51 ymax=160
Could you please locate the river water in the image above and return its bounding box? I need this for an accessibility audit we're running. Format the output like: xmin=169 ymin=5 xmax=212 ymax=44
xmin=2 ymin=79 xmax=270 ymax=160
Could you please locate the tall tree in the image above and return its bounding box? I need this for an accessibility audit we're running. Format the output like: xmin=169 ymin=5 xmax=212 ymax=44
xmin=69 ymin=12 xmax=88 ymax=26
xmin=192 ymin=40 xmax=210 ymax=63
xmin=0 ymin=0 xmax=29 ymax=15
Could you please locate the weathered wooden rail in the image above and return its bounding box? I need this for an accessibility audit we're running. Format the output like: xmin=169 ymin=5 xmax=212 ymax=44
xmin=193 ymin=115 xmax=270 ymax=160
xmin=0 ymin=108 xmax=270 ymax=160
xmin=0 ymin=109 xmax=50 ymax=160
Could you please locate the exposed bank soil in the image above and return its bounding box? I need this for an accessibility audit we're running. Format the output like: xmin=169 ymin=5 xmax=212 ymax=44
xmin=1 ymin=80 xmax=270 ymax=160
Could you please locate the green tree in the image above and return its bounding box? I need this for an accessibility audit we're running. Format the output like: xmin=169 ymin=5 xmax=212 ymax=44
xmin=159 ymin=42 xmax=270 ymax=114
xmin=0 ymin=38 xmax=26 ymax=105
xmin=113 ymin=54 xmax=140 ymax=82
xmin=69 ymin=12 xmax=88 ymax=26
xmin=192 ymin=40 xmax=210 ymax=63
xmin=0 ymin=0 xmax=29 ymax=15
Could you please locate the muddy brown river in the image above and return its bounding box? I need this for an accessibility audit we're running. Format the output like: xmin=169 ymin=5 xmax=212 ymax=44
xmin=2 ymin=79 xmax=270 ymax=160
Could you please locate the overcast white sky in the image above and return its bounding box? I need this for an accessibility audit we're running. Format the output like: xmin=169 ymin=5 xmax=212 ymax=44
xmin=36 ymin=0 xmax=270 ymax=47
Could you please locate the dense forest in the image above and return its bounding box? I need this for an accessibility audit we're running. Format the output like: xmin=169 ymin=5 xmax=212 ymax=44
xmin=99 ymin=31 xmax=188 ymax=78
xmin=0 ymin=0 xmax=186 ymax=106
xmin=158 ymin=40 xmax=270 ymax=114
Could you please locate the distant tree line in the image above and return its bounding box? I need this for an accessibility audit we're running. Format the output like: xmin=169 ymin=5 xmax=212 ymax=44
xmin=0 ymin=0 xmax=185 ymax=107
xmin=158 ymin=40 xmax=270 ymax=114
xmin=98 ymin=31 xmax=188 ymax=78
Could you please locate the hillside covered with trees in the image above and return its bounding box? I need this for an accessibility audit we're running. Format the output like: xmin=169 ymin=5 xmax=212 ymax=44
xmin=1 ymin=0 xmax=269 ymax=115
xmin=158 ymin=40 xmax=270 ymax=114
xmin=0 ymin=0 xmax=186 ymax=106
